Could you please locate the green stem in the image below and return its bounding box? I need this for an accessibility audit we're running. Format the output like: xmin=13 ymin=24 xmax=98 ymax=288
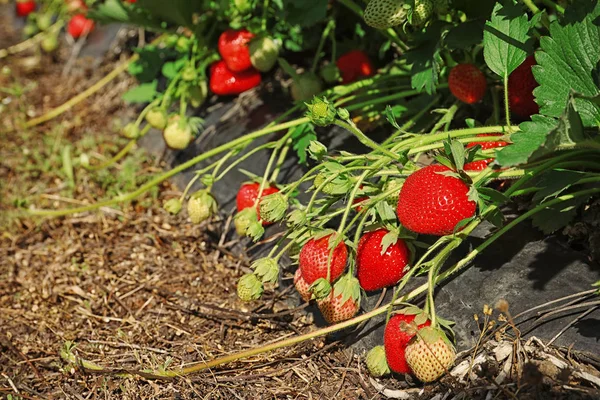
xmin=522 ymin=0 xmax=541 ymax=14
xmin=261 ymin=0 xmax=270 ymax=31
xmin=334 ymin=120 xmax=398 ymax=159
xmin=270 ymin=139 xmax=292 ymax=182
xmin=503 ymin=73 xmax=512 ymax=133
xmin=28 ymin=118 xmax=309 ymax=217
xmin=539 ymin=0 xmax=565 ymax=14
xmin=311 ymin=20 xmax=336 ymax=74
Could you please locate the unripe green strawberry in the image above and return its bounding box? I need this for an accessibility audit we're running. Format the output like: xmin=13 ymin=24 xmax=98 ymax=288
xmin=291 ymin=72 xmax=323 ymax=102
xmin=410 ymin=0 xmax=433 ymax=27
xmin=122 ymin=123 xmax=140 ymax=139
xmin=187 ymin=190 xmax=217 ymax=224
xmin=176 ymin=36 xmax=190 ymax=52
xmin=145 ymin=108 xmax=167 ymax=130
xmin=41 ymin=33 xmax=58 ymax=53
xmin=364 ymin=0 xmax=408 ymax=30
xmin=189 ymin=81 xmax=208 ymax=108
xmin=249 ymin=36 xmax=279 ymax=72
xmin=405 ymin=326 xmax=456 ymax=382
xmin=320 ymin=63 xmax=341 ymax=84
xmin=36 ymin=13 xmax=52 ymax=31
xmin=237 ymin=273 xmax=264 ymax=301
xmin=23 ymin=23 xmax=38 ymax=37
xmin=163 ymin=117 xmax=193 ymax=150
xmin=366 ymin=346 xmax=391 ymax=377
xmin=163 ymin=198 xmax=182 ymax=215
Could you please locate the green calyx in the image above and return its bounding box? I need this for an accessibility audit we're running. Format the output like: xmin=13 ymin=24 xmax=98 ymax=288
xmin=305 ymin=97 xmax=337 ymax=127
xmin=187 ymin=190 xmax=217 ymax=224
xmin=366 ymin=346 xmax=391 ymax=377
xmin=310 ymin=278 xmax=332 ymax=300
xmin=258 ymin=192 xmax=288 ymax=223
xmin=237 ymin=273 xmax=264 ymax=302
xmin=252 ymin=257 xmax=280 ymax=284
xmin=314 ymin=171 xmax=352 ymax=195
xmin=163 ymin=198 xmax=183 ymax=215
xmin=287 ymin=208 xmax=307 ymax=227
xmin=333 ymin=274 xmax=361 ymax=304
xmin=234 ymin=208 xmax=264 ymax=241
xmin=308 ymin=140 xmax=327 ymax=161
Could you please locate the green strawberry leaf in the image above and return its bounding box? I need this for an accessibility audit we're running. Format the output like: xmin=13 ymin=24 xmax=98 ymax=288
xmin=291 ymin=123 xmax=317 ymax=164
xmin=128 ymin=45 xmax=170 ymax=83
xmin=531 ymin=196 xmax=588 ymax=234
xmin=533 ymin=3 xmax=600 ymax=127
xmin=406 ymin=21 xmax=444 ymax=94
xmin=495 ymin=115 xmax=558 ymax=166
xmin=483 ymin=1 xmax=533 ymax=78
xmin=380 ymin=230 xmax=398 ymax=255
xmin=532 ymin=169 xmax=588 ymax=203
xmin=478 ymin=187 xmax=510 ymax=204
xmin=376 ymin=200 xmax=397 ymax=224
xmin=445 ymin=19 xmax=485 ymax=50
xmin=282 ymin=0 xmax=327 ymax=27
xmin=485 ymin=207 xmax=505 ymax=228
xmin=385 ymin=105 xmax=401 ymax=130
xmin=122 ymin=80 xmax=158 ymax=103
xmin=162 ymin=58 xmax=187 ymax=80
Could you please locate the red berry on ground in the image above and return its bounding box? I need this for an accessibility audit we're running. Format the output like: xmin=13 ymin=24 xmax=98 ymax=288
xmin=508 ymin=55 xmax=539 ymax=119
xmin=336 ymin=50 xmax=375 ymax=84
xmin=209 ymin=60 xmax=262 ymax=96
xmin=218 ymin=29 xmax=255 ymax=72
xmin=236 ymin=182 xmax=279 ymax=226
xmin=464 ymin=133 xmax=509 ymax=171
xmin=16 ymin=0 xmax=36 ymax=17
xmin=397 ymin=165 xmax=477 ymax=236
xmin=357 ymin=229 xmax=410 ymax=291
xmin=299 ymin=234 xmax=348 ymax=285
xmin=384 ymin=313 xmax=431 ymax=374
xmin=67 ymin=14 xmax=95 ymax=39
xmin=448 ymin=63 xmax=487 ymax=104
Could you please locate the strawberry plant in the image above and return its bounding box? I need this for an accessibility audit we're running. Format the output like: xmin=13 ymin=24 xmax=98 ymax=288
xmin=8 ymin=0 xmax=600 ymax=388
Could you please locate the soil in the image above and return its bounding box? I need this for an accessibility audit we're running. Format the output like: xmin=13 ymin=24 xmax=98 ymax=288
xmin=1 ymin=7 xmax=600 ymax=400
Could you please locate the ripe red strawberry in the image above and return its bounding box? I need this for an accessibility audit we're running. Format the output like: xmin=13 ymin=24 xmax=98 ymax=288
xmin=448 ymin=64 xmax=487 ymax=104
xmin=464 ymin=133 xmax=509 ymax=171
xmin=236 ymin=182 xmax=279 ymax=226
xmin=357 ymin=229 xmax=410 ymax=291
xmin=397 ymin=165 xmax=476 ymax=236
xmin=405 ymin=326 xmax=456 ymax=382
xmin=508 ymin=55 xmax=539 ymax=119
xmin=384 ymin=313 xmax=431 ymax=374
xmin=316 ymin=274 xmax=360 ymax=324
xmin=16 ymin=0 xmax=36 ymax=17
xmin=336 ymin=50 xmax=374 ymax=84
xmin=67 ymin=14 xmax=95 ymax=39
xmin=218 ymin=29 xmax=255 ymax=72
xmin=209 ymin=60 xmax=261 ymax=96
xmin=294 ymin=269 xmax=311 ymax=302
xmin=299 ymin=234 xmax=348 ymax=284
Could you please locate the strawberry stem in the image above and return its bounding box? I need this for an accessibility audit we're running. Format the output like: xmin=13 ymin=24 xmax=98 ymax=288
xmin=311 ymin=19 xmax=336 ymax=74
xmin=0 ymin=20 xmax=64 ymax=59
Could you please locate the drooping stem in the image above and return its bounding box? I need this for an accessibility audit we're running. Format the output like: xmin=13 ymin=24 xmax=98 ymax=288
xmin=334 ymin=120 xmax=398 ymax=159
xmin=28 ymin=118 xmax=309 ymax=217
